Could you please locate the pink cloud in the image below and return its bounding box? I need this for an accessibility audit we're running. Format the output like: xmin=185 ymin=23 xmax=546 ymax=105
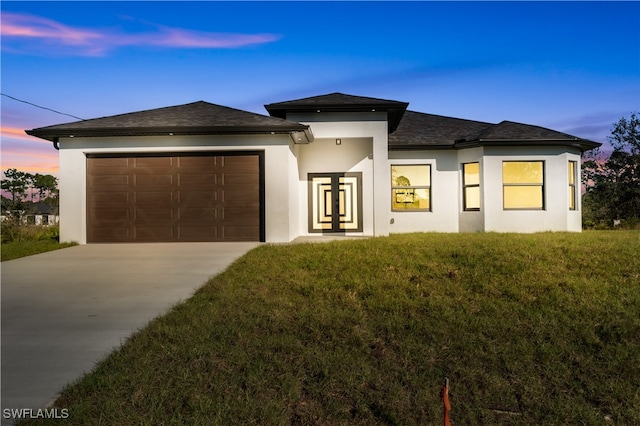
xmin=1 ymin=12 xmax=107 ymax=55
xmin=1 ymin=149 xmax=59 ymax=176
xmin=1 ymin=12 xmax=281 ymax=56
xmin=1 ymin=127 xmax=49 ymax=143
xmin=149 ymin=26 xmax=280 ymax=48
xmin=1 ymin=144 xmax=59 ymax=176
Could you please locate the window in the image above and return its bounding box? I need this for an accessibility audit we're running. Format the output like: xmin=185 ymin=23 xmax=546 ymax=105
xmin=502 ymin=161 xmax=544 ymax=210
xmin=391 ymin=165 xmax=431 ymax=211
xmin=568 ymin=161 xmax=577 ymax=210
xmin=462 ymin=162 xmax=480 ymax=211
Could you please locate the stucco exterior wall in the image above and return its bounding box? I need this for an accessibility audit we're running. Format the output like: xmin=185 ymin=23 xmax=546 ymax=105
xmin=483 ymin=146 xmax=583 ymax=233
xmin=57 ymin=134 xmax=296 ymax=243
xmin=456 ymin=147 xmax=485 ymax=232
xmin=387 ymin=150 xmax=460 ymax=233
xmin=289 ymin=112 xmax=387 ymax=236
xmin=56 ymin=120 xmax=586 ymax=243
xmin=296 ymin=137 xmax=374 ymax=236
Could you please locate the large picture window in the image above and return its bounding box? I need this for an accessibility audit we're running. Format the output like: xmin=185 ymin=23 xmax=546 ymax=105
xmin=462 ymin=162 xmax=480 ymax=211
xmin=391 ymin=165 xmax=431 ymax=211
xmin=568 ymin=161 xmax=577 ymax=210
xmin=502 ymin=161 xmax=544 ymax=210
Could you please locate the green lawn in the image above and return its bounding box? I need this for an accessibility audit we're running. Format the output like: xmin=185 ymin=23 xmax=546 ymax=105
xmin=1 ymin=239 xmax=77 ymax=261
xmin=28 ymin=232 xmax=640 ymax=425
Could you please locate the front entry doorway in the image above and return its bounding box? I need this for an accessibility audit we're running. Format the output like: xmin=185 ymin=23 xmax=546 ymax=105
xmin=308 ymin=172 xmax=363 ymax=233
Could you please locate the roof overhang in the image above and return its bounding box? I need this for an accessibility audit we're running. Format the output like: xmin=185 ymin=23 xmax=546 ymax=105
xmin=26 ymin=125 xmax=314 ymax=144
xmin=453 ymin=138 xmax=602 ymax=152
xmin=389 ymin=138 xmax=602 ymax=152
xmin=265 ymin=102 xmax=409 ymax=133
xmin=389 ymin=143 xmax=455 ymax=151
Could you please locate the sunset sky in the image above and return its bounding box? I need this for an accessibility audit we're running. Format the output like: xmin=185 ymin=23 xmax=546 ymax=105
xmin=2 ymin=1 xmax=639 ymax=177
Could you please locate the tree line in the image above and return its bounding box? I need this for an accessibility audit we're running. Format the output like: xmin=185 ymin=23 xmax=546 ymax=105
xmin=582 ymin=113 xmax=640 ymax=228
xmin=1 ymin=168 xmax=59 ymax=217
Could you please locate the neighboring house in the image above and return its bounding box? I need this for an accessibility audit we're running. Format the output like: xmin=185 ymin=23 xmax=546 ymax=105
xmin=27 ymin=201 xmax=60 ymax=225
xmin=0 ymin=201 xmax=59 ymax=225
xmin=27 ymin=93 xmax=600 ymax=243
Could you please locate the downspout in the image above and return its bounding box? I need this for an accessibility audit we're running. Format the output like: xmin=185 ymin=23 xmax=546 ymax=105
xmin=53 ymin=137 xmax=60 ymax=150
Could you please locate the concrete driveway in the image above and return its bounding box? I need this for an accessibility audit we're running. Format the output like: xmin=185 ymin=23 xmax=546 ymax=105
xmin=1 ymin=242 xmax=258 ymax=421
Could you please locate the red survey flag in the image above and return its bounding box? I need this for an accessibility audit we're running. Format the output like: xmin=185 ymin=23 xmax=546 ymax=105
xmin=442 ymin=378 xmax=451 ymax=426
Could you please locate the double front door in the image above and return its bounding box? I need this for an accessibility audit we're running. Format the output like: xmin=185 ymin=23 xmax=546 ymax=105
xmin=308 ymin=172 xmax=363 ymax=233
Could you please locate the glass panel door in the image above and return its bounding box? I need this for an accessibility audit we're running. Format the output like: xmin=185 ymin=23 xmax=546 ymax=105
xmin=309 ymin=173 xmax=362 ymax=233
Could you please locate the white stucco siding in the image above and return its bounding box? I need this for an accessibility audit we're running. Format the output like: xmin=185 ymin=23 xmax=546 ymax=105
xmin=483 ymin=146 xmax=582 ymax=233
xmin=287 ymin=144 xmax=301 ymax=241
xmin=297 ymin=137 xmax=374 ymax=236
xmin=57 ymin=134 xmax=295 ymax=243
xmin=58 ymin=146 xmax=88 ymax=244
xmin=387 ymin=151 xmax=460 ymax=233
xmin=456 ymin=147 xmax=485 ymax=232
xmin=291 ymin=112 xmax=388 ymax=237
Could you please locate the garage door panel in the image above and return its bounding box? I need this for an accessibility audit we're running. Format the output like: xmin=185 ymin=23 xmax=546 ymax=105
xmin=221 ymin=155 xmax=258 ymax=168
xmin=91 ymin=227 xmax=131 ymax=242
xmin=179 ymin=173 xmax=218 ymax=186
xmin=222 ymin=226 xmax=260 ymax=240
xmin=179 ymin=208 xmax=218 ymax=221
xmin=135 ymin=174 xmax=173 ymax=186
xmin=92 ymin=191 xmax=130 ymax=204
xmin=178 ymin=191 xmax=218 ymax=207
xmin=222 ymin=207 xmax=260 ymax=221
xmin=134 ymin=157 xmax=173 ymax=169
xmin=87 ymin=153 xmax=261 ymax=242
xmin=89 ymin=175 xmax=131 ymax=187
xmin=91 ymin=208 xmax=131 ymax=221
xmin=178 ymin=156 xmax=218 ymax=168
xmin=222 ymin=174 xmax=259 ymax=185
xmin=91 ymin=157 xmax=130 ymax=168
xmin=222 ymin=188 xmax=259 ymax=203
xmin=135 ymin=192 xmax=173 ymax=204
xmin=135 ymin=208 xmax=174 ymax=221
xmin=179 ymin=226 xmax=220 ymax=240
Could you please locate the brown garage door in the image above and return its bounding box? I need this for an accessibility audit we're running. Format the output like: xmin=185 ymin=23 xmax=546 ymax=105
xmin=87 ymin=153 xmax=263 ymax=242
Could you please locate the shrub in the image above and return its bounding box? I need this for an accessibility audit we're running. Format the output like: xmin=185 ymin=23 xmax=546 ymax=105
xmin=1 ymin=219 xmax=59 ymax=243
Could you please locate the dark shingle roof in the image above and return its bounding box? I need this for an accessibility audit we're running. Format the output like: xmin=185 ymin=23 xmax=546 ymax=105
xmin=454 ymin=120 xmax=601 ymax=151
xmin=461 ymin=120 xmax=585 ymax=141
xmin=265 ymin=92 xmax=409 ymax=132
xmin=26 ymin=96 xmax=601 ymax=152
xmin=27 ymin=101 xmax=311 ymax=142
xmin=389 ymin=111 xmax=492 ymax=148
xmin=389 ymin=111 xmax=600 ymax=152
xmin=265 ymin=92 xmax=408 ymax=108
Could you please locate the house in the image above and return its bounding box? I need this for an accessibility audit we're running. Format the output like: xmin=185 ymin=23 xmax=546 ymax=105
xmin=0 ymin=199 xmax=59 ymax=226
xmin=26 ymin=93 xmax=600 ymax=243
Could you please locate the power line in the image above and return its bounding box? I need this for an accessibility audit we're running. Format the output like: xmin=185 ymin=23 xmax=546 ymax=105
xmin=1 ymin=93 xmax=85 ymax=121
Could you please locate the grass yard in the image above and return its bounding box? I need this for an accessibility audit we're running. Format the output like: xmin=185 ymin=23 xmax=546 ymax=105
xmin=30 ymin=232 xmax=640 ymax=425
xmin=1 ymin=239 xmax=77 ymax=262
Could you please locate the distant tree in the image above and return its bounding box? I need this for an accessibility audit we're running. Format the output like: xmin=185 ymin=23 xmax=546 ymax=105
xmin=1 ymin=168 xmax=29 ymax=215
xmin=34 ymin=173 xmax=58 ymax=203
xmin=582 ymin=113 xmax=640 ymax=227
xmin=1 ymin=169 xmax=60 ymax=219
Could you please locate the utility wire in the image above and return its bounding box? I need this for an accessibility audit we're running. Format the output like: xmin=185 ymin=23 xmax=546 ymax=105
xmin=1 ymin=93 xmax=86 ymax=121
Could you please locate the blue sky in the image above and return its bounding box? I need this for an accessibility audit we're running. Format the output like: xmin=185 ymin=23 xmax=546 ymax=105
xmin=2 ymin=1 xmax=639 ymax=175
